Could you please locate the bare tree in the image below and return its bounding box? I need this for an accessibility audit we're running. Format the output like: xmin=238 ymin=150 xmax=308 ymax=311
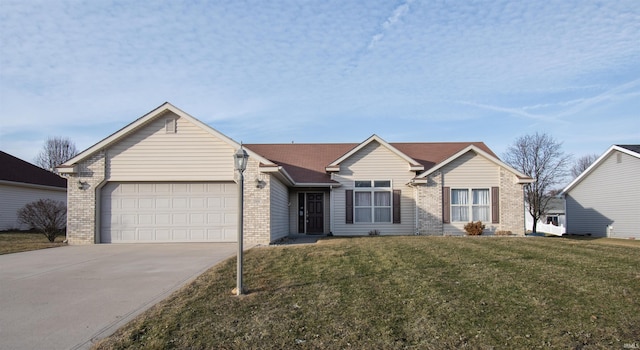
xmin=17 ymin=199 xmax=67 ymax=242
xmin=570 ymin=154 xmax=599 ymax=178
xmin=34 ymin=136 xmax=78 ymax=172
xmin=503 ymin=132 xmax=572 ymax=233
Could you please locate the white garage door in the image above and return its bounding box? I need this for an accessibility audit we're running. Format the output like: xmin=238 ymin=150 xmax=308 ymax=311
xmin=100 ymin=182 xmax=237 ymax=243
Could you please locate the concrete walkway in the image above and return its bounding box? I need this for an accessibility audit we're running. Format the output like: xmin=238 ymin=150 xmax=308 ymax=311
xmin=0 ymin=243 xmax=238 ymax=350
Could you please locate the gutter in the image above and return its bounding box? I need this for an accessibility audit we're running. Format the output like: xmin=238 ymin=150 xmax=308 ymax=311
xmin=0 ymin=180 xmax=67 ymax=192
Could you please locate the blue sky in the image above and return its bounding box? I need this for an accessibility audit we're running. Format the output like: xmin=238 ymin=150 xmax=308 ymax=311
xmin=1 ymin=0 xmax=639 ymax=165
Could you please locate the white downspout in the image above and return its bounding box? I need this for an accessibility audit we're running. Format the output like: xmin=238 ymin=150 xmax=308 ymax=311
xmin=329 ymin=185 xmax=334 ymax=234
xmin=414 ymin=183 xmax=419 ymax=235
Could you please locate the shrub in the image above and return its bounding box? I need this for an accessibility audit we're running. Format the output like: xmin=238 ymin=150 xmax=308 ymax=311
xmin=464 ymin=221 xmax=485 ymax=236
xmin=495 ymin=230 xmax=513 ymax=236
xmin=17 ymin=199 xmax=66 ymax=243
xmin=368 ymin=229 xmax=381 ymax=236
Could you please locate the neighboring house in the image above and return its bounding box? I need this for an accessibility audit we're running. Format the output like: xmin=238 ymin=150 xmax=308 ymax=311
xmin=561 ymin=145 xmax=640 ymax=239
xmin=525 ymin=197 xmax=566 ymax=236
xmin=0 ymin=151 xmax=67 ymax=230
xmin=58 ymin=103 xmax=534 ymax=245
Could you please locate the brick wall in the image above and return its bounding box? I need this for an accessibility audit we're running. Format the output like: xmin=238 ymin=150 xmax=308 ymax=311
xmin=499 ymin=168 xmax=526 ymax=235
xmin=65 ymin=151 xmax=106 ymax=245
xmin=241 ymin=158 xmax=272 ymax=245
xmin=416 ymin=171 xmax=444 ymax=235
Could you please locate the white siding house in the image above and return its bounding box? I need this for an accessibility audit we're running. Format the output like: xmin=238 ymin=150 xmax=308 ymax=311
xmin=562 ymin=145 xmax=640 ymax=239
xmin=0 ymin=151 xmax=67 ymax=230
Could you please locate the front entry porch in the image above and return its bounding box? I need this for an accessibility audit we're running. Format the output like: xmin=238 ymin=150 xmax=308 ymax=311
xmin=296 ymin=191 xmax=329 ymax=234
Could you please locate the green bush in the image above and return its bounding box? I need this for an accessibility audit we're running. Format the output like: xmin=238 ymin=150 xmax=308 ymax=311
xmin=464 ymin=221 xmax=485 ymax=236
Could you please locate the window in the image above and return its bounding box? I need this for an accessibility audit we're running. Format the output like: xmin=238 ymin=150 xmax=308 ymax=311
xmin=354 ymin=180 xmax=392 ymax=223
xmin=451 ymin=188 xmax=490 ymax=222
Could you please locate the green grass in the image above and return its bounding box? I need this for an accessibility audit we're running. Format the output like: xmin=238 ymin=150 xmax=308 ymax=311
xmin=0 ymin=231 xmax=66 ymax=255
xmin=95 ymin=236 xmax=640 ymax=349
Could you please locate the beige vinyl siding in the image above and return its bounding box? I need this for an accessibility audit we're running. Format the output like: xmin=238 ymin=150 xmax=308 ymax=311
xmin=566 ymin=151 xmax=640 ymax=239
xmin=270 ymin=176 xmax=289 ymax=241
xmin=0 ymin=183 xmax=66 ymax=230
xmin=107 ymin=112 xmax=236 ymax=182
xmin=441 ymin=151 xmax=500 ymax=235
xmin=332 ymin=141 xmax=415 ymax=236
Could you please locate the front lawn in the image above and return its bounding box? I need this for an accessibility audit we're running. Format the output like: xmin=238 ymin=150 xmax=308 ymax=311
xmin=95 ymin=237 xmax=640 ymax=349
xmin=0 ymin=231 xmax=66 ymax=255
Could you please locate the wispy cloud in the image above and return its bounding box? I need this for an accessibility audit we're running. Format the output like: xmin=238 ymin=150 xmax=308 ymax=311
xmin=459 ymin=101 xmax=560 ymax=123
xmin=460 ymin=78 xmax=640 ymax=125
xmin=367 ymin=0 xmax=415 ymax=49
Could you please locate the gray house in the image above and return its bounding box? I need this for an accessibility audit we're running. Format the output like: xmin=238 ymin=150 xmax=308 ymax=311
xmin=562 ymin=145 xmax=640 ymax=239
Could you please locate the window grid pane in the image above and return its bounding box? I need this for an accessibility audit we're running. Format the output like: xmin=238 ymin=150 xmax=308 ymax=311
xmin=375 ymin=208 xmax=391 ymax=222
xmin=355 ymin=192 xmax=371 ymax=206
xmin=451 ymin=189 xmax=468 ymax=205
xmin=355 ymin=208 xmax=372 ymax=223
xmin=374 ymin=192 xmax=391 ymax=206
xmin=374 ymin=180 xmax=391 ymax=188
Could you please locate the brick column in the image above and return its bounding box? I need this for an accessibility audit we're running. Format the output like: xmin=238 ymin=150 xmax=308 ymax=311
xmin=65 ymin=151 xmax=106 ymax=244
xmin=241 ymin=158 xmax=271 ymax=245
xmin=499 ymin=168 xmax=526 ymax=235
xmin=416 ymin=171 xmax=444 ymax=235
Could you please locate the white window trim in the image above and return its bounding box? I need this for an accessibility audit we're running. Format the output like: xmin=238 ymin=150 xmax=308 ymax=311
xmin=450 ymin=187 xmax=491 ymax=223
xmin=354 ymin=180 xmax=392 ymax=223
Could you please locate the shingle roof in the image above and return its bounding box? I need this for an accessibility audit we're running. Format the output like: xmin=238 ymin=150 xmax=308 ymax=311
xmin=245 ymin=142 xmax=497 ymax=184
xmin=617 ymin=144 xmax=640 ymax=155
xmin=0 ymin=151 xmax=67 ymax=188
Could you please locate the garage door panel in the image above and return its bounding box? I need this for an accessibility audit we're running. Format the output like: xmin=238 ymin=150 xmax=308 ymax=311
xmin=139 ymin=198 xmax=154 ymax=209
xmin=138 ymin=229 xmax=153 ymax=241
xmin=189 ymin=229 xmax=203 ymax=240
xmin=101 ymin=182 xmax=237 ymax=243
xmin=173 ymin=213 xmax=188 ymax=225
xmin=190 ymin=213 xmax=204 ymax=224
xmin=190 ymin=198 xmax=205 ymax=208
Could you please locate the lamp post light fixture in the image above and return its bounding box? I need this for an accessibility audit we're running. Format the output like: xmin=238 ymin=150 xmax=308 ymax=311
xmin=233 ymin=145 xmax=249 ymax=296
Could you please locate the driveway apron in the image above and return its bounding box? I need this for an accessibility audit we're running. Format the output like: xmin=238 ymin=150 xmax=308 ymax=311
xmin=0 ymin=243 xmax=238 ymax=350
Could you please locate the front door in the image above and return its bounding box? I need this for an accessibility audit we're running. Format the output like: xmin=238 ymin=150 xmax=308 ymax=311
xmin=306 ymin=193 xmax=324 ymax=234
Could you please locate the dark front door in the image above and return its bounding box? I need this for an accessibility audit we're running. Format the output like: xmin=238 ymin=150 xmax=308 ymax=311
xmin=306 ymin=193 xmax=324 ymax=234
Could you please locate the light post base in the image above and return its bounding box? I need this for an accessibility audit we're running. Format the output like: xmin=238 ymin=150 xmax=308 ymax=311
xmin=231 ymin=287 xmax=246 ymax=296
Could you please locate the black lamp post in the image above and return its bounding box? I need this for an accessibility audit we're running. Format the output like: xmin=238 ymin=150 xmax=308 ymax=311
xmin=233 ymin=145 xmax=249 ymax=296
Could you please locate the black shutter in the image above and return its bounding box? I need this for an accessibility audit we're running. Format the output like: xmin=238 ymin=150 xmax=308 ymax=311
xmin=393 ymin=190 xmax=401 ymax=224
xmin=442 ymin=187 xmax=450 ymax=223
xmin=492 ymin=187 xmax=500 ymax=224
xmin=346 ymin=190 xmax=353 ymax=224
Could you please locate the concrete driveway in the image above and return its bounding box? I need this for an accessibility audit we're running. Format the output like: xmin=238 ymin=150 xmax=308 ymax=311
xmin=0 ymin=243 xmax=238 ymax=350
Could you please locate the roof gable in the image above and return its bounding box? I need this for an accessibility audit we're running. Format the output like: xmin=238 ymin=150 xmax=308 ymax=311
xmin=562 ymin=144 xmax=640 ymax=194
xmin=415 ymin=145 xmax=534 ymax=183
xmin=325 ymin=135 xmax=424 ymax=172
xmin=59 ymin=102 xmax=273 ymax=172
xmin=0 ymin=151 xmax=66 ymax=188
